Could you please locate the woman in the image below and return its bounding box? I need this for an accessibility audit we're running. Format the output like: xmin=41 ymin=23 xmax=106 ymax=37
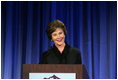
xmin=40 ymin=20 xmax=82 ymax=64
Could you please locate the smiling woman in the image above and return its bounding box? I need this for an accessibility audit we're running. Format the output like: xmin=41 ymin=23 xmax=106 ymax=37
xmin=51 ymin=28 xmax=65 ymax=53
xmin=40 ymin=20 xmax=82 ymax=64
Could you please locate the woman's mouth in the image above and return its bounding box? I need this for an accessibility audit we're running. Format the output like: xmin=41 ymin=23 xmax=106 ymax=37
xmin=57 ymin=39 xmax=62 ymax=42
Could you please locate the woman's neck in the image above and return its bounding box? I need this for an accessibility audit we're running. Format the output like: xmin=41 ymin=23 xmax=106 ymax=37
xmin=55 ymin=42 xmax=66 ymax=54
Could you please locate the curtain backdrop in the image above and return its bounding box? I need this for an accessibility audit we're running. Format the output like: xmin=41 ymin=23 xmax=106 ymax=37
xmin=1 ymin=1 xmax=117 ymax=79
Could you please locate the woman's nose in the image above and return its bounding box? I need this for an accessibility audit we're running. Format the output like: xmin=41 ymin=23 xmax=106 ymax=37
xmin=57 ymin=34 xmax=60 ymax=38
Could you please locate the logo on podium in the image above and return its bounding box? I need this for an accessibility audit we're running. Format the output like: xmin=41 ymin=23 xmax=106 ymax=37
xmin=44 ymin=75 xmax=60 ymax=79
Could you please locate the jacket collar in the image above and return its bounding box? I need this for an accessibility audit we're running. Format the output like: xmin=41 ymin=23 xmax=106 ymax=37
xmin=52 ymin=42 xmax=71 ymax=56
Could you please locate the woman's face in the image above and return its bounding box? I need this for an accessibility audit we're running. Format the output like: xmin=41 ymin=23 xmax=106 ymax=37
xmin=51 ymin=28 xmax=65 ymax=46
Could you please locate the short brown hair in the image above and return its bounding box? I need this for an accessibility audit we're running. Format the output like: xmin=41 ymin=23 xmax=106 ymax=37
xmin=46 ymin=20 xmax=67 ymax=40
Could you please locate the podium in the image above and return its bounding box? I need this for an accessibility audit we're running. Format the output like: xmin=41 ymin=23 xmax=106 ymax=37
xmin=23 ymin=64 xmax=89 ymax=79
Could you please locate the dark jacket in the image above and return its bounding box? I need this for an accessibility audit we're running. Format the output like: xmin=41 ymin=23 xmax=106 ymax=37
xmin=40 ymin=43 xmax=82 ymax=64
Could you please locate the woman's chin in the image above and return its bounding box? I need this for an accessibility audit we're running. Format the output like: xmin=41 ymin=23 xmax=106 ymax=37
xmin=56 ymin=42 xmax=64 ymax=46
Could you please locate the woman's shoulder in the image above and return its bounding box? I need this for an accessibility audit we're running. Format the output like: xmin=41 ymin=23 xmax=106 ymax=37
xmin=42 ymin=48 xmax=53 ymax=56
xmin=70 ymin=47 xmax=81 ymax=54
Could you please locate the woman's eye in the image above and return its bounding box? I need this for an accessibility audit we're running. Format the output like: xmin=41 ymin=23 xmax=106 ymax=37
xmin=53 ymin=34 xmax=56 ymax=36
xmin=59 ymin=32 xmax=62 ymax=34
